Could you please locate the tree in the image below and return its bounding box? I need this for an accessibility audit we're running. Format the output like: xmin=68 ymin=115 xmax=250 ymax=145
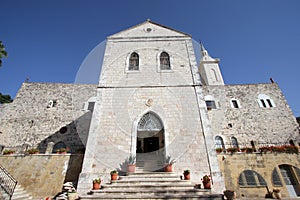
xmin=0 ymin=93 xmax=13 ymax=104
xmin=0 ymin=41 xmax=8 ymax=67
xmin=297 ymin=117 xmax=300 ymax=126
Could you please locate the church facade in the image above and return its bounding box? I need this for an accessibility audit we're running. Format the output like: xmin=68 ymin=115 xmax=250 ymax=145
xmin=1 ymin=20 xmax=300 ymax=199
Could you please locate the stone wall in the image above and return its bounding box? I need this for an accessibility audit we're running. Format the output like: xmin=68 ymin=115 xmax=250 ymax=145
xmin=217 ymin=152 xmax=300 ymax=198
xmin=203 ymin=83 xmax=299 ymax=146
xmin=0 ymin=154 xmax=84 ymax=199
xmin=0 ymin=82 xmax=97 ymax=153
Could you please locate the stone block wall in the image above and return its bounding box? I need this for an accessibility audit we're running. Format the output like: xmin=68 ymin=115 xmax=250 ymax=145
xmin=217 ymin=152 xmax=300 ymax=198
xmin=203 ymin=83 xmax=299 ymax=146
xmin=0 ymin=154 xmax=83 ymax=199
xmin=78 ymin=86 xmax=210 ymax=192
xmin=0 ymin=82 xmax=97 ymax=153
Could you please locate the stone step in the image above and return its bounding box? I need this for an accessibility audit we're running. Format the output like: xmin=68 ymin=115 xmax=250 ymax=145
xmin=110 ymin=180 xmax=191 ymax=186
xmin=79 ymin=172 xmax=223 ymax=200
xmin=80 ymin=192 xmax=222 ymax=200
xmin=11 ymin=184 xmax=33 ymax=200
xmin=101 ymin=183 xmax=194 ymax=190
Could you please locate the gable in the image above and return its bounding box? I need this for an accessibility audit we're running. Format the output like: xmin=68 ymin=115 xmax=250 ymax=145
xmin=108 ymin=20 xmax=190 ymax=39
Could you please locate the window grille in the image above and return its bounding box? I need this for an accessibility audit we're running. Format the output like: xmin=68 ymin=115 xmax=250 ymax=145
xmin=215 ymin=136 xmax=225 ymax=149
xmin=160 ymin=52 xmax=170 ymax=70
xmin=238 ymin=170 xmax=267 ymax=187
xmin=138 ymin=112 xmax=163 ymax=131
xmin=129 ymin=52 xmax=139 ymax=70
xmin=272 ymin=168 xmax=283 ymax=186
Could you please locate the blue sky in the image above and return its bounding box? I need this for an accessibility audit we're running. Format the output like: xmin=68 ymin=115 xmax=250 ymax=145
xmin=1 ymin=0 xmax=300 ymax=116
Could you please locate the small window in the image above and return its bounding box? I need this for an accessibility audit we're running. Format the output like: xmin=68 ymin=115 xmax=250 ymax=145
xmin=206 ymin=100 xmax=216 ymax=110
xmin=160 ymin=52 xmax=170 ymax=70
xmin=88 ymin=102 xmax=95 ymax=112
xmin=266 ymin=99 xmax=273 ymax=107
xmin=129 ymin=52 xmax=139 ymax=70
xmin=260 ymin=99 xmax=267 ymax=108
xmin=231 ymin=137 xmax=239 ymax=148
xmin=239 ymin=170 xmax=267 ymax=187
xmin=258 ymin=94 xmax=275 ymax=108
xmin=215 ymin=136 xmax=225 ymax=149
xmin=230 ymin=99 xmax=240 ymax=108
xmin=52 ymin=141 xmax=66 ymax=153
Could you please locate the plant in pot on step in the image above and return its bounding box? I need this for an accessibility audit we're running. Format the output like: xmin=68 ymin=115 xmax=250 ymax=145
xmin=164 ymin=155 xmax=176 ymax=172
xmin=110 ymin=170 xmax=118 ymax=181
xmin=92 ymin=178 xmax=101 ymax=190
xmin=127 ymin=154 xmax=136 ymax=173
xmin=201 ymin=174 xmax=211 ymax=189
xmin=183 ymin=170 xmax=190 ymax=180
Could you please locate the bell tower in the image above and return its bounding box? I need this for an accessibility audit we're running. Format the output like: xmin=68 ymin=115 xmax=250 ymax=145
xmin=199 ymin=42 xmax=224 ymax=85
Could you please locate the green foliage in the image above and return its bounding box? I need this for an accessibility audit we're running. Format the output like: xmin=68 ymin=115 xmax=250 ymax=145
xmin=184 ymin=169 xmax=190 ymax=174
xmin=0 ymin=93 xmax=13 ymax=104
xmin=297 ymin=117 xmax=300 ymax=125
xmin=0 ymin=41 xmax=8 ymax=67
xmin=93 ymin=178 xmax=101 ymax=184
xmin=127 ymin=154 xmax=136 ymax=164
xmin=165 ymin=155 xmax=176 ymax=164
xmin=110 ymin=170 xmax=118 ymax=175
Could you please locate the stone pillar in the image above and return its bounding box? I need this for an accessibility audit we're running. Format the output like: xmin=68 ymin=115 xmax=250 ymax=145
xmin=20 ymin=144 xmax=29 ymax=154
xmin=194 ymin=86 xmax=226 ymax=194
xmin=45 ymin=142 xmax=55 ymax=154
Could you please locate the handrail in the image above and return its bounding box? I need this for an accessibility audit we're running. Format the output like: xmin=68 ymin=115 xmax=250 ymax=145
xmin=0 ymin=164 xmax=17 ymax=200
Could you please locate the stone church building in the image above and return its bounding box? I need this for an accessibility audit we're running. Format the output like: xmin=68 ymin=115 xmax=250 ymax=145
xmin=1 ymin=20 xmax=300 ymax=199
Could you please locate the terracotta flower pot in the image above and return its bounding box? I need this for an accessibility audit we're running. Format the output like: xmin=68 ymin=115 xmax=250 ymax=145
xmin=203 ymin=181 xmax=211 ymax=189
xmin=184 ymin=173 xmax=190 ymax=180
xmin=127 ymin=164 xmax=136 ymax=173
xmin=164 ymin=164 xmax=173 ymax=172
xmin=111 ymin=173 xmax=118 ymax=180
xmin=93 ymin=182 xmax=100 ymax=190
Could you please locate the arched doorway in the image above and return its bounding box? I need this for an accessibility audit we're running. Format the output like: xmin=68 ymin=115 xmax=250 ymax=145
xmin=136 ymin=112 xmax=165 ymax=171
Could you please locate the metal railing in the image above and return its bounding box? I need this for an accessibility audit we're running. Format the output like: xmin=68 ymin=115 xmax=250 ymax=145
xmin=0 ymin=164 xmax=17 ymax=200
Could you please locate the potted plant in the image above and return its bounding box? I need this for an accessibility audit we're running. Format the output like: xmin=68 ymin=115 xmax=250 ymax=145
xmin=273 ymin=188 xmax=281 ymax=199
xmin=164 ymin=155 xmax=176 ymax=172
xmin=215 ymin=148 xmax=223 ymax=154
xmin=127 ymin=154 xmax=136 ymax=173
xmin=183 ymin=170 xmax=190 ymax=180
xmin=226 ymin=147 xmax=239 ymax=154
xmin=110 ymin=170 xmax=118 ymax=181
xmin=3 ymin=149 xmax=15 ymax=155
xmin=27 ymin=148 xmax=39 ymax=154
xmin=201 ymin=174 xmax=211 ymax=189
xmin=67 ymin=188 xmax=78 ymax=200
xmin=56 ymin=147 xmax=69 ymax=154
xmin=223 ymin=190 xmax=236 ymax=200
xmin=92 ymin=178 xmax=101 ymax=190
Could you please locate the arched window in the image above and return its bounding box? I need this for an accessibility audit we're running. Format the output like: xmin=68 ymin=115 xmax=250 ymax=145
xmin=231 ymin=137 xmax=239 ymax=148
xmin=257 ymin=94 xmax=275 ymax=108
xmin=215 ymin=136 xmax=225 ymax=149
xmin=272 ymin=168 xmax=283 ymax=186
xmin=160 ymin=52 xmax=171 ymax=70
xmin=52 ymin=141 xmax=66 ymax=153
xmin=238 ymin=170 xmax=267 ymax=186
xmin=138 ymin=112 xmax=163 ymax=131
xmin=129 ymin=52 xmax=139 ymax=70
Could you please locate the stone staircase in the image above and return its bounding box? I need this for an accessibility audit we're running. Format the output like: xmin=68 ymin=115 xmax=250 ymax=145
xmin=79 ymin=172 xmax=223 ymax=199
xmin=135 ymin=153 xmax=164 ymax=172
xmin=0 ymin=184 xmax=33 ymax=200
xmin=11 ymin=184 xmax=33 ymax=200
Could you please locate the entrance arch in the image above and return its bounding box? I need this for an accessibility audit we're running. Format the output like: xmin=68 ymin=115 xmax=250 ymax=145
xmin=135 ymin=112 xmax=165 ymax=171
